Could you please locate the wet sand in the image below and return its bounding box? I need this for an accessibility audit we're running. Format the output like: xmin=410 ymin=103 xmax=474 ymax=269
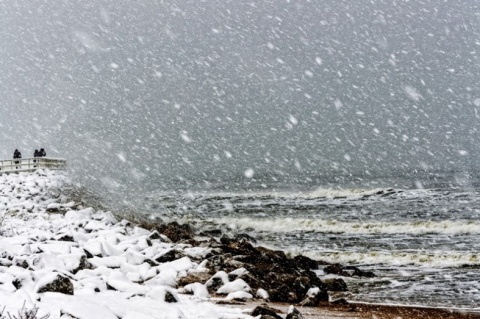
xmin=221 ymin=300 xmax=480 ymax=319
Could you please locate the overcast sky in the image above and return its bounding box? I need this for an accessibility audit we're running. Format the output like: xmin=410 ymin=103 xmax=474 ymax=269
xmin=0 ymin=0 xmax=479 ymax=194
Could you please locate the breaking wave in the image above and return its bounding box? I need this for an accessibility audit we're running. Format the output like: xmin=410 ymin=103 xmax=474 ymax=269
xmin=204 ymin=217 xmax=480 ymax=235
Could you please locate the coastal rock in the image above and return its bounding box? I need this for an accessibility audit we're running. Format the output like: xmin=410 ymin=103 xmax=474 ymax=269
xmin=199 ymin=229 xmax=223 ymax=237
xmin=217 ymin=279 xmax=251 ymax=295
xmin=299 ymin=287 xmax=329 ymax=307
xmin=233 ymin=233 xmax=257 ymax=244
xmin=228 ymin=267 xmax=248 ymax=281
xmin=331 ymin=298 xmax=350 ymax=305
xmin=256 ymin=288 xmax=270 ymax=300
xmin=250 ymin=305 xmax=283 ymax=319
xmin=181 ymin=282 xmax=209 ymax=298
xmin=156 ymin=222 xmax=194 ymax=243
xmin=324 ymin=264 xmax=375 ymax=278
xmin=225 ymin=291 xmax=253 ymax=301
xmin=177 ymin=271 xmax=211 ymax=287
xmin=322 ymin=278 xmax=348 ymax=291
xmin=72 ymin=255 xmax=92 ymax=274
xmin=154 ymin=249 xmax=185 ymax=263
xmin=148 ymin=286 xmax=179 ymax=303
xmin=13 ymin=257 xmax=30 ymax=269
xmin=293 ymin=255 xmax=319 ymax=270
xmin=36 ymin=274 xmax=74 ymax=295
xmin=206 ymin=271 xmax=229 ymax=292
xmin=346 ymin=265 xmax=376 ymax=278
xmin=323 ymin=264 xmax=347 ymax=276
xmin=203 ymin=237 xmax=329 ymax=303
xmin=286 ymin=306 xmax=305 ymax=319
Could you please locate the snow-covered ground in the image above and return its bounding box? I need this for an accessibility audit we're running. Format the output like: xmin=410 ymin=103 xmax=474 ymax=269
xmin=0 ymin=170 xmax=256 ymax=319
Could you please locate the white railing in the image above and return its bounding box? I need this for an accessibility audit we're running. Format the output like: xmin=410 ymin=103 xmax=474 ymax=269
xmin=0 ymin=157 xmax=67 ymax=174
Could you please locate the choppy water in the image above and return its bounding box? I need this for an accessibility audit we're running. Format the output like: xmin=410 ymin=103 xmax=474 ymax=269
xmin=136 ymin=171 xmax=480 ymax=308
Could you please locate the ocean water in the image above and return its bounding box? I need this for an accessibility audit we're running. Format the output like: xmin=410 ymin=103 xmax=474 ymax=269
xmin=135 ymin=170 xmax=480 ymax=308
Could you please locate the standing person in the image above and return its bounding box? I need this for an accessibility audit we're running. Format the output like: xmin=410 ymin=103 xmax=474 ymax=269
xmin=13 ymin=149 xmax=21 ymax=160
xmin=39 ymin=148 xmax=46 ymax=157
xmin=33 ymin=149 xmax=39 ymax=167
xmin=13 ymin=149 xmax=21 ymax=168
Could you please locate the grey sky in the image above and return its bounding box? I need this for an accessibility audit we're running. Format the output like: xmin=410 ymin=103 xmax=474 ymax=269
xmin=0 ymin=0 xmax=479 ymax=194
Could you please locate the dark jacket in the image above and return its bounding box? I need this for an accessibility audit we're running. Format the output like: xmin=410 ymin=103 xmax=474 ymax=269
xmin=39 ymin=148 xmax=46 ymax=157
xmin=13 ymin=149 xmax=21 ymax=159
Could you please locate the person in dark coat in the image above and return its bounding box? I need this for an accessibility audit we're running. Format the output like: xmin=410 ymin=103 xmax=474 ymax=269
xmin=13 ymin=149 xmax=21 ymax=159
xmin=39 ymin=148 xmax=46 ymax=157
xmin=13 ymin=149 xmax=21 ymax=167
xmin=33 ymin=149 xmax=39 ymax=166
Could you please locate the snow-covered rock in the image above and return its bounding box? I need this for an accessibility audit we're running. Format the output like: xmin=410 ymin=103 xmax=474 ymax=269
xmin=216 ymin=279 xmax=251 ymax=295
xmin=0 ymin=170 xmax=253 ymax=319
xmin=35 ymin=273 xmax=74 ymax=295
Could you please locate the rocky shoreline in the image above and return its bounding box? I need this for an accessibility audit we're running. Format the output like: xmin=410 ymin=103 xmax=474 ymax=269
xmin=0 ymin=170 xmax=479 ymax=319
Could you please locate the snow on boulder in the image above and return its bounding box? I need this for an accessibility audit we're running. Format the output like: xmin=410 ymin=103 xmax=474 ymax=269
xmin=183 ymin=247 xmax=212 ymax=260
xmin=97 ymin=212 xmax=117 ymax=225
xmin=228 ymin=267 xmax=248 ymax=281
xmin=147 ymin=286 xmax=179 ymax=303
xmin=89 ymin=256 xmax=126 ymax=268
xmin=286 ymin=306 xmax=305 ymax=319
xmin=133 ymin=227 xmax=151 ymax=237
xmin=83 ymin=240 xmax=103 ymax=257
xmin=65 ymin=207 xmax=95 ymax=220
xmin=122 ymin=312 xmax=157 ymax=319
xmin=46 ymin=202 xmax=62 ymax=212
xmin=194 ymin=259 xmax=209 ymax=272
xmin=101 ymin=241 xmax=122 ymax=257
xmin=3 ymin=289 xmax=35 ymax=312
xmin=256 ymin=288 xmax=269 ymax=300
xmin=217 ymin=279 xmax=251 ymax=295
xmin=299 ymin=286 xmax=328 ymax=307
xmin=38 ymin=242 xmax=74 ymax=254
xmin=158 ymin=256 xmax=194 ymax=272
xmin=18 ymin=244 xmax=32 ymax=255
xmin=145 ymin=267 xmax=178 ymax=287
xmin=225 ymin=291 xmax=253 ymax=301
xmin=42 ymin=293 xmax=118 ymax=319
xmin=106 ymin=270 xmax=147 ymax=294
xmin=206 ymin=271 xmax=229 ymax=291
xmin=0 ymin=273 xmax=16 ymax=292
xmin=125 ymin=249 xmax=147 ymax=265
xmin=35 ymin=273 xmax=74 ymax=295
xmin=307 ymin=287 xmax=320 ymax=298
xmin=182 ymin=282 xmax=209 ymax=298
xmin=84 ymin=220 xmax=107 ymax=232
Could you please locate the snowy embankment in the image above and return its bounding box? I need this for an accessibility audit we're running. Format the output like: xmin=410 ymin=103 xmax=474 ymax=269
xmin=0 ymin=170 xmax=256 ymax=319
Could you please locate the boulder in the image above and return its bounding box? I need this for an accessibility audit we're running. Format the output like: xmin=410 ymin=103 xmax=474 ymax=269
xmin=154 ymin=249 xmax=185 ymax=263
xmin=322 ymin=278 xmax=348 ymax=291
xmin=156 ymin=222 xmax=194 ymax=243
xmin=324 ymin=264 xmax=375 ymax=278
xmin=286 ymin=307 xmax=305 ymax=319
xmin=72 ymin=255 xmax=92 ymax=274
xmin=299 ymin=287 xmax=329 ymax=307
xmin=293 ymin=255 xmax=319 ymax=270
xmin=177 ymin=272 xmax=211 ymax=287
xmin=199 ymin=229 xmax=223 ymax=237
xmin=331 ymin=298 xmax=349 ymax=305
xmin=345 ymin=265 xmax=376 ymax=278
xmin=203 ymin=237 xmax=330 ymax=303
xmin=36 ymin=274 xmax=74 ymax=295
xmin=250 ymin=305 xmax=283 ymax=319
